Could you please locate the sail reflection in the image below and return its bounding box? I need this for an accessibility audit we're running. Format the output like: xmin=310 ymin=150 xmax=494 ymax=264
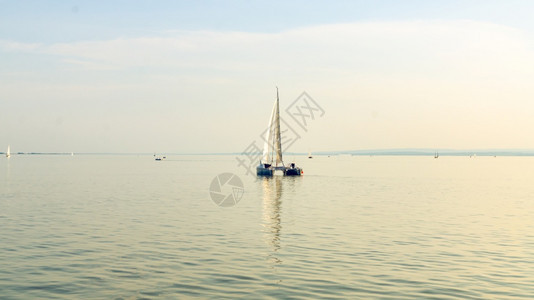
xmin=260 ymin=176 xmax=283 ymax=265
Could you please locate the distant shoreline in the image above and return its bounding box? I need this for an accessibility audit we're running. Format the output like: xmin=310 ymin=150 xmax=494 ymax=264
xmin=4 ymin=149 xmax=534 ymax=156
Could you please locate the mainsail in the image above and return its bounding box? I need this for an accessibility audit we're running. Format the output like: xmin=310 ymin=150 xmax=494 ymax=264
xmin=6 ymin=145 xmax=10 ymax=158
xmin=261 ymin=88 xmax=284 ymax=166
xmin=262 ymin=100 xmax=275 ymax=164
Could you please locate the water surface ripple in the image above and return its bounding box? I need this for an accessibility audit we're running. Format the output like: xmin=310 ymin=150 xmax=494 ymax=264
xmin=1 ymin=155 xmax=533 ymax=298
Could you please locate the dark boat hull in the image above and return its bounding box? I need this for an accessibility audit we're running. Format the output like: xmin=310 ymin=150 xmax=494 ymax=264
xmin=257 ymin=165 xmax=302 ymax=176
xmin=256 ymin=166 xmax=274 ymax=176
xmin=284 ymin=167 xmax=302 ymax=176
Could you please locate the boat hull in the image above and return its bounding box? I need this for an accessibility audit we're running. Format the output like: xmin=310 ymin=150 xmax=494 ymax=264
xmin=284 ymin=167 xmax=302 ymax=176
xmin=257 ymin=166 xmax=302 ymax=176
xmin=256 ymin=166 xmax=274 ymax=176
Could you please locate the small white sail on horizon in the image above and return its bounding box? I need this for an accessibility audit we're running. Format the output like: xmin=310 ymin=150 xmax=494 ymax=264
xmin=6 ymin=145 xmax=10 ymax=158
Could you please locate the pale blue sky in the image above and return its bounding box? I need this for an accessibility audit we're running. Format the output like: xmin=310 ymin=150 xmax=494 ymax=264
xmin=2 ymin=1 xmax=534 ymax=153
xmin=3 ymin=1 xmax=534 ymax=41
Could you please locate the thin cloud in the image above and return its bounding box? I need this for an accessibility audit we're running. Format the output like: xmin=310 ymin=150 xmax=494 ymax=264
xmin=0 ymin=40 xmax=42 ymax=52
xmin=61 ymin=58 xmax=119 ymax=71
xmin=2 ymin=20 xmax=533 ymax=76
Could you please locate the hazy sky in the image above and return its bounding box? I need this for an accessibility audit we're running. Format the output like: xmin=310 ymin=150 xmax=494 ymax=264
xmin=2 ymin=0 xmax=534 ymax=153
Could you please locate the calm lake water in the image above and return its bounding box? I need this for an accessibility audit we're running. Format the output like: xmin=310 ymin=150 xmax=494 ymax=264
xmin=1 ymin=155 xmax=533 ymax=299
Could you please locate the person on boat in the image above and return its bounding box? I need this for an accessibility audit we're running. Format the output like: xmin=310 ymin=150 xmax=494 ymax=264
xmin=290 ymin=163 xmax=295 ymax=168
xmin=260 ymin=161 xmax=271 ymax=168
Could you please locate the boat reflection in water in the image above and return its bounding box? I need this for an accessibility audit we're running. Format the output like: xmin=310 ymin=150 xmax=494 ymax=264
xmin=260 ymin=176 xmax=283 ymax=266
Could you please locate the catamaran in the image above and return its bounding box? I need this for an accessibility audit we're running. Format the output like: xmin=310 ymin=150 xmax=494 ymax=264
xmin=257 ymin=88 xmax=302 ymax=176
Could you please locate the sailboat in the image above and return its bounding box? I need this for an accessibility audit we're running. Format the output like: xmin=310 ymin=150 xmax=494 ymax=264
xmin=308 ymin=151 xmax=313 ymax=159
xmin=257 ymin=88 xmax=302 ymax=176
xmin=434 ymin=151 xmax=439 ymax=159
xmin=6 ymin=145 xmax=10 ymax=158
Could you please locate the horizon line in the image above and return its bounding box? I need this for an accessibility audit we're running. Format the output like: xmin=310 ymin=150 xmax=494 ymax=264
xmin=5 ymin=148 xmax=534 ymax=156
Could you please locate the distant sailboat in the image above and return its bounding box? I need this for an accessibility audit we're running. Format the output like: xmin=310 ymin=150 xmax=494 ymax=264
xmin=434 ymin=151 xmax=439 ymax=159
xmin=6 ymin=145 xmax=10 ymax=158
xmin=308 ymin=151 xmax=313 ymax=159
xmin=257 ymin=88 xmax=302 ymax=176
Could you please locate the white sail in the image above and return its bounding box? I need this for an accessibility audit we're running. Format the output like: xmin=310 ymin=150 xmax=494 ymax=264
xmin=261 ymin=88 xmax=284 ymax=166
xmin=262 ymin=100 xmax=276 ymax=164
xmin=6 ymin=145 xmax=10 ymax=158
